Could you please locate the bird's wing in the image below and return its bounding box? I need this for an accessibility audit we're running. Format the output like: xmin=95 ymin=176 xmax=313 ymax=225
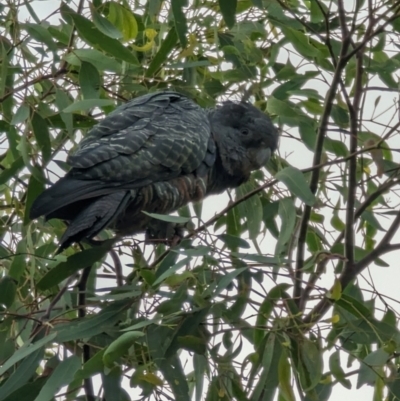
xmin=30 ymin=91 xmax=213 ymax=220
xmin=68 ymin=91 xmax=211 ymax=186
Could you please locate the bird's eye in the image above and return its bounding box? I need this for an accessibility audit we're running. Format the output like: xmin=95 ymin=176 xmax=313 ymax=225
xmin=241 ymin=128 xmax=249 ymax=135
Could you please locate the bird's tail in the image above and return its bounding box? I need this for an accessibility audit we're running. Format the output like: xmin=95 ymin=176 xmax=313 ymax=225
xmin=58 ymin=191 xmax=131 ymax=251
xmin=30 ymin=175 xmax=132 ymax=250
xmin=29 ymin=175 xmax=114 ymax=220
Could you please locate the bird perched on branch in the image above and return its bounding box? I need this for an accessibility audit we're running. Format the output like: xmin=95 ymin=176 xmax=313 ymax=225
xmin=30 ymin=91 xmax=278 ymax=250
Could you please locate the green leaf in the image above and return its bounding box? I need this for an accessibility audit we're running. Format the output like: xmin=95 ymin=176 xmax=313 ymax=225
xmin=361 ymin=210 xmax=384 ymax=231
xmin=225 ymin=205 xmax=241 ymax=238
xmin=75 ymin=350 xmax=105 ymax=380
xmin=37 ymin=242 xmax=112 ymax=290
xmin=24 ymin=174 xmax=45 ymax=226
xmin=0 ymin=276 xmax=17 ymax=309
xmin=219 ymin=0 xmax=237 ymax=28
xmin=142 ymin=211 xmax=190 ymax=224
xmin=60 ymin=3 xmax=138 ymax=65
xmin=0 ymin=157 xmax=24 ymax=186
xmin=231 ymin=253 xmax=282 ymax=265
xmin=236 ymin=182 xmax=263 ymax=239
xmin=0 ymin=43 xmax=9 ymax=98
xmin=251 ymin=0 xmax=263 ymax=8
xmin=146 ymin=26 xmax=178 ymax=77
xmin=298 ymin=339 xmax=323 ymax=391
xmin=357 ymin=348 xmax=389 ymax=388
xmin=302 ymin=98 xmax=323 ymax=114
xmin=64 ymin=49 xmax=122 ymax=72
xmin=267 ymin=96 xmax=297 ymax=117
xmin=329 ymin=351 xmax=351 ymax=389
xmin=328 ymin=278 xmax=342 ymax=301
xmin=254 ymin=297 xmax=273 ymax=346
xmin=9 ymin=240 xmax=27 ymax=280
xmin=166 ymin=308 xmax=210 ymax=358
xmin=194 ymin=354 xmax=206 ymax=401
xmin=213 ymin=267 xmax=247 ymax=297
xmin=11 ymin=104 xmax=29 ymax=125
xmin=0 ymin=333 xmax=57 ymax=376
xmin=91 ymin=6 xmax=122 ymax=39
xmin=306 ymin=229 xmax=321 ymax=253
xmin=16 ymin=126 xmax=44 ymax=183
xmin=309 ymin=0 xmax=325 ymax=23
xmin=153 ymin=257 xmax=191 ymax=286
xmin=2 ymin=379 xmax=47 ymax=401
xmin=171 ymin=0 xmax=188 ymax=47
xmin=155 ymin=250 xmax=179 ymax=279
xmin=331 ymin=201 xmax=345 ymax=231
xmin=218 ymin=234 xmax=250 ymax=250
xmin=79 ymin=62 xmax=100 ymax=99
xmin=107 ymin=2 xmax=138 ymax=41
xmin=335 ymin=293 xmax=372 ymax=319
xmin=53 ymin=299 xmax=131 ymax=342
xmin=281 ymin=27 xmax=321 ymax=58
xmin=339 ymin=317 xmax=390 ymax=345
xmin=0 ymin=348 xmax=44 ymax=401
xmin=24 ymin=23 xmax=57 ymax=51
xmin=138 ymin=372 xmax=163 ymax=386
xmin=179 ymin=246 xmax=211 ymax=257
xmin=158 ymin=356 xmax=190 ymax=401
xmin=55 ymin=89 xmax=73 ymax=135
xmin=324 ymin=137 xmax=348 ymax=157
xmin=251 ymin=333 xmax=282 ymax=400
xmin=279 ymin=354 xmax=295 ymax=401
xmin=103 ymin=332 xmax=144 ymax=367
xmin=275 ymin=166 xmax=316 ymax=206
xmin=167 ymin=60 xmax=211 ymax=68
xmin=121 ymin=318 xmax=159 ymax=332
xmin=177 ymin=335 xmax=207 ymax=355
xmin=34 ymin=356 xmax=81 ymax=401
xmin=331 ymin=104 xmax=349 ymax=128
xmin=31 ymin=112 xmax=51 ymax=163
xmin=102 ymin=367 xmax=130 ymax=401
xmin=63 ymin=99 xmax=114 ymax=113
xmin=388 ymin=373 xmax=400 ymax=401
xmin=275 ymin=197 xmax=296 ymax=255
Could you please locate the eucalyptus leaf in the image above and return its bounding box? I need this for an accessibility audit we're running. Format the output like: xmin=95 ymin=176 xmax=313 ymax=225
xmin=275 ymin=167 xmax=316 ymax=206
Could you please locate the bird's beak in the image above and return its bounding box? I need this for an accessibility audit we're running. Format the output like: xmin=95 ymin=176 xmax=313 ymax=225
xmin=253 ymin=147 xmax=271 ymax=168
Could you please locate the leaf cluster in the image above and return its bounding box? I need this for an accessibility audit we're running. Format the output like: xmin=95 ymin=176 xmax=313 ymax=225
xmin=1 ymin=0 xmax=400 ymax=400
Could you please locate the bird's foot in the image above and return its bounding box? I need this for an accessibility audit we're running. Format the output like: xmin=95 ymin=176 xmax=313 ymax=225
xmin=145 ymin=220 xmax=186 ymax=246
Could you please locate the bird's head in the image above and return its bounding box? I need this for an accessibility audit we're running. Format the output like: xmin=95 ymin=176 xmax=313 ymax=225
xmin=209 ymin=101 xmax=278 ymax=176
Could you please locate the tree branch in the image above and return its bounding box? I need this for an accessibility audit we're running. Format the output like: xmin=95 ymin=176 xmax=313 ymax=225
xmin=109 ymin=248 xmax=124 ymax=287
xmin=299 ymin=177 xmax=400 ymax=308
xmin=303 ymin=210 xmax=400 ymax=326
xmin=341 ymin=209 xmax=400 ymax=288
xmin=344 ymin=37 xmax=365 ymax=280
xmin=77 ymin=266 xmax=96 ymax=401
xmin=294 ymin=0 xmax=352 ymax=307
xmin=0 ymin=69 xmax=67 ymax=104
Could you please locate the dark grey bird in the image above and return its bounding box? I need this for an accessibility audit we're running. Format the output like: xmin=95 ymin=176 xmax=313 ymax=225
xmin=30 ymin=91 xmax=278 ymax=250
